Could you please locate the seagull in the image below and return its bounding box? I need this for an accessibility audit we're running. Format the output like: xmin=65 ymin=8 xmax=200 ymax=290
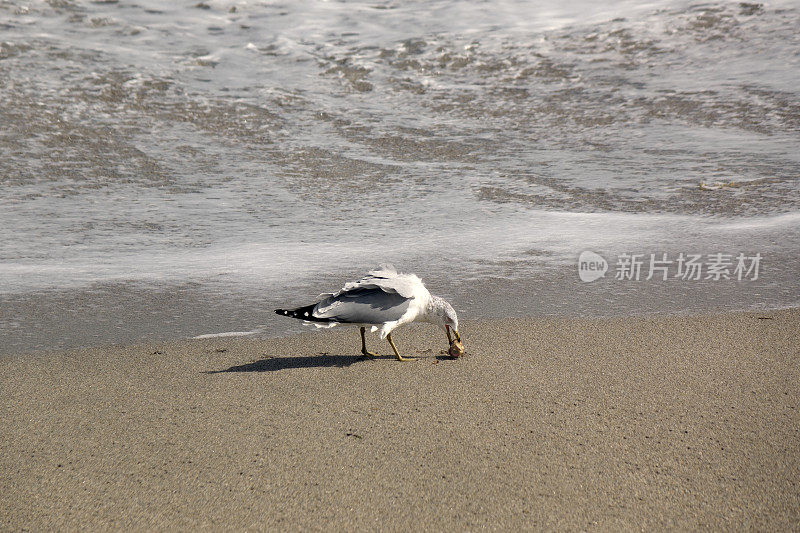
xmin=275 ymin=265 xmax=462 ymax=361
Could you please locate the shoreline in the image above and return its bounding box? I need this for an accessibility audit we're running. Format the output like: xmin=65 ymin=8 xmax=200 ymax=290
xmin=3 ymin=269 xmax=799 ymax=357
xmin=1 ymin=308 xmax=798 ymax=529
xmin=4 ymin=300 xmax=798 ymax=361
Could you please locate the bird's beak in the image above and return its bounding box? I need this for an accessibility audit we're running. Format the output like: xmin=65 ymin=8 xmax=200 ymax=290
xmin=446 ymin=325 xmax=462 ymax=344
xmin=446 ymin=325 xmax=465 ymax=358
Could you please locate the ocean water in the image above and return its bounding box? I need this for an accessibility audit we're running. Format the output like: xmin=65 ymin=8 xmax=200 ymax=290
xmin=1 ymin=0 xmax=798 ymax=353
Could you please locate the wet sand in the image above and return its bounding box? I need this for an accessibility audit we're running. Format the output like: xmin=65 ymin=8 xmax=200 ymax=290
xmin=1 ymin=309 xmax=798 ymax=530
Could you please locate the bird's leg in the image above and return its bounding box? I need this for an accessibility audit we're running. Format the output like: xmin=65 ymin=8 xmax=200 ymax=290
xmin=360 ymin=327 xmax=380 ymax=358
xmin=386 ymin=333 xmax=406 ymax=361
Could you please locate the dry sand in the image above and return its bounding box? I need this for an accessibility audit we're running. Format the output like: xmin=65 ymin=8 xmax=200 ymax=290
xmin=1 ymin=309 xmax=798 ymax=530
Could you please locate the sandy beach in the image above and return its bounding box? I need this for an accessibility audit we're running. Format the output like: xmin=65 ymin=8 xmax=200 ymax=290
xmin=1 ymin=309 xmax=798 ymax=530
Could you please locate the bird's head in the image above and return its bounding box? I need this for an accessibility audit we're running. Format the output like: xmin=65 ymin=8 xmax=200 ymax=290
xmin=429 ymin=296 xmax=463 ymax=356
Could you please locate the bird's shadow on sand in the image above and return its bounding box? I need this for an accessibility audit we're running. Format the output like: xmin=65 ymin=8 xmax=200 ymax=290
xmin=207 ymin=354 xmax=374 ymax=373
xmin=205 ymin=352 xmax=448 ymax=373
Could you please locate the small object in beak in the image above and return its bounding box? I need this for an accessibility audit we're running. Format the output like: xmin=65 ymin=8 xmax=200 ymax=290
xmin=448 ymin=338 xmax=465 ymax=358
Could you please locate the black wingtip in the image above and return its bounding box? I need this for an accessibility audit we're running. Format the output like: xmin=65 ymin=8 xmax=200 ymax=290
xmin=275 ymin=304 xmax=333 ymax=323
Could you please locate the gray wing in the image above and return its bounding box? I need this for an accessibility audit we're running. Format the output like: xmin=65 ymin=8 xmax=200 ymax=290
xmin=338 ymin=264 xmax=422 ymax=299
xmin=313 ymin=287 xmax=411 ymax=324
